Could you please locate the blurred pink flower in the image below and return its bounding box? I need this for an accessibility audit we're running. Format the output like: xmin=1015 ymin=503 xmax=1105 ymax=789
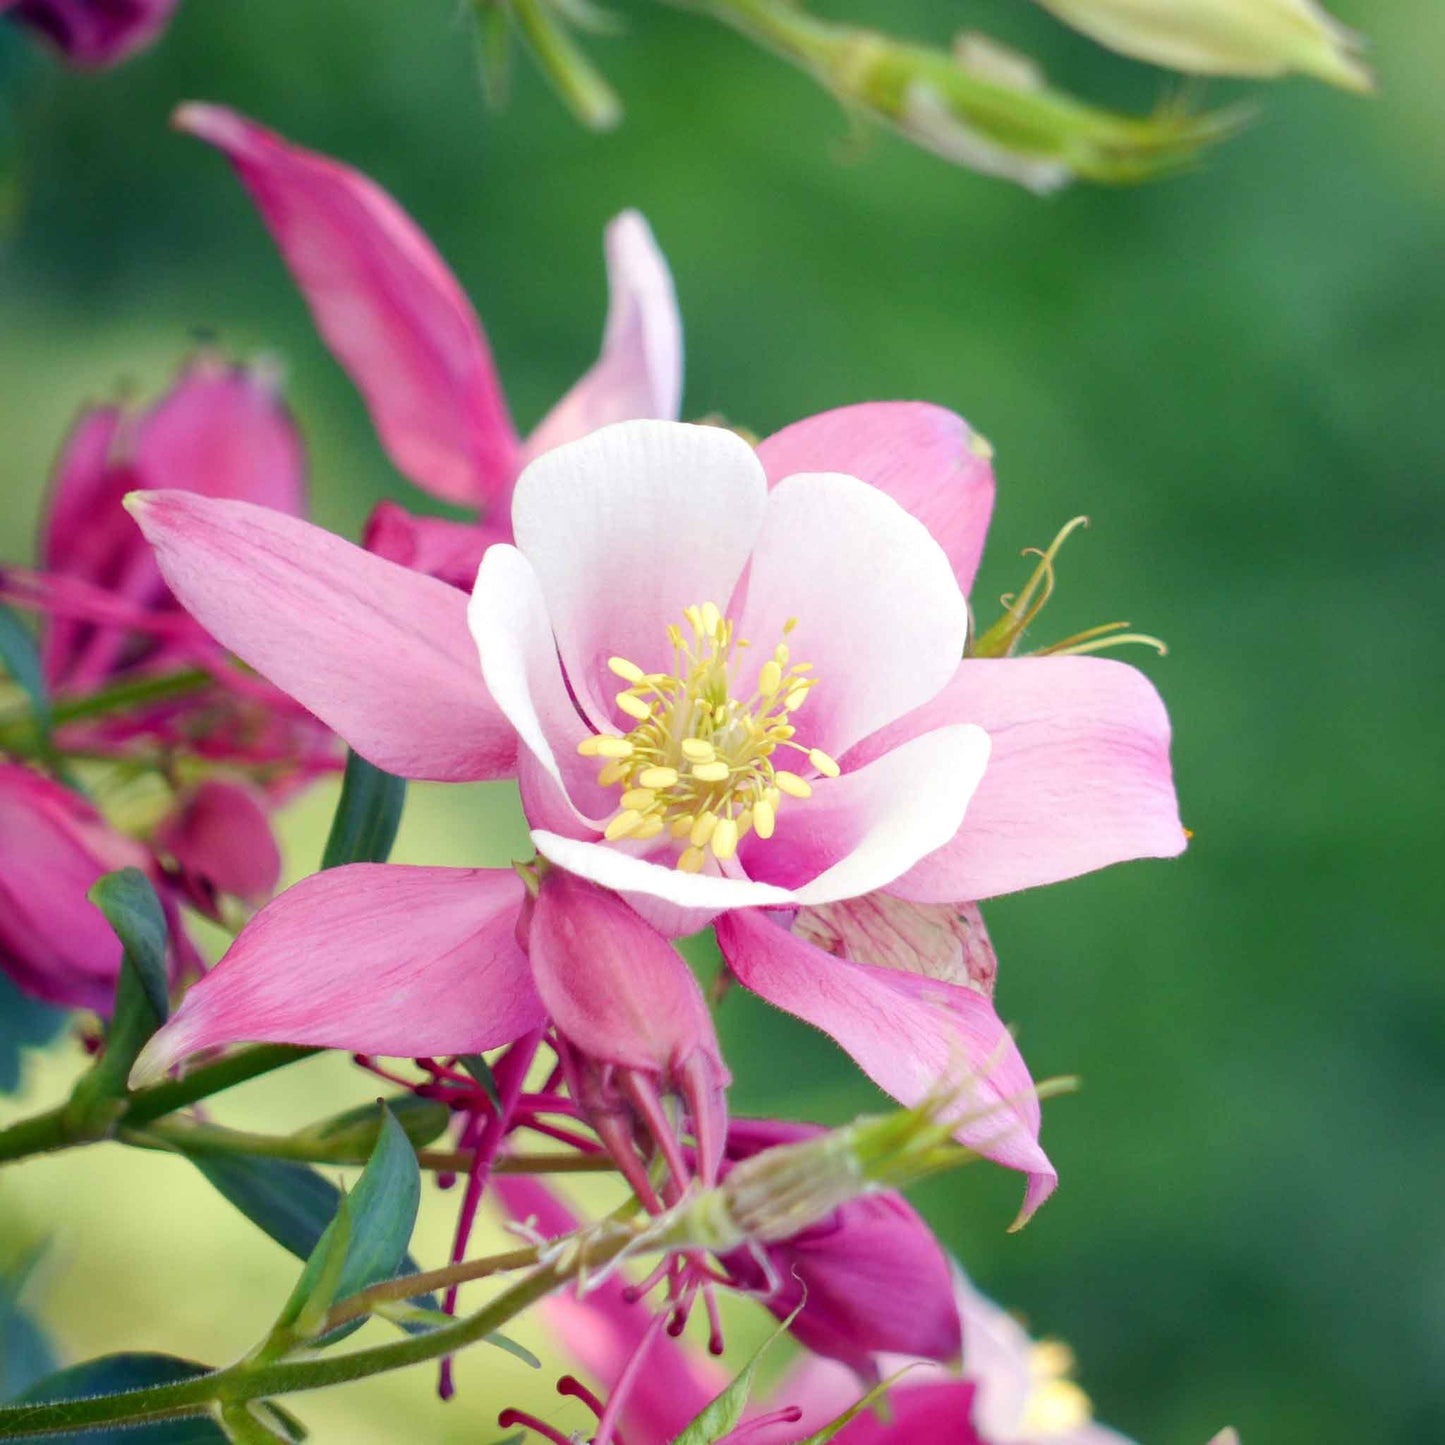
xmin=0 ymin=764 xmax=193 ymax=1012
xmin=1 ymin=0 xmax=179 ymax=68
xmin=174 ymin=102 xmax=682 ymax=588
xmin=125 ymin=413 xmax=1184 ymax=1216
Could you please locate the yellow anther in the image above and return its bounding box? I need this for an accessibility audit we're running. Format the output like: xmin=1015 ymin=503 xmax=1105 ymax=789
xmin=616 ymin=692 xmax=652 ymax=721
xmin=774 ymin=771 xmax=812 ymax=799
xmin=620 ymin=788 xmax=656 ymax=811
xmin=784 ymin=688 xmax=809 ymax=711
xmin=783 ymin=617 xmax=798 ymax=634
xmin=692 ymin=761 xmax=730 ymax=783
xmin=582 ymin=736 xmax=633 ymax=759
xmin=597 ymin=761 xmax=629 ymax=787
xmin=763 ymin=786 xmax=780 ymax=811
xmin=736 ymin=809 xmax=753 ymax=839
xmin=683 ymin=604 xmax=703 ymax=632
xmin=690 ymin=812 xmax=719 ymax=848
xmin=759 ymin=659 xmax=783 ymax=696
xmin=808 ymin=748 xmax=841 ymax=779
xmin=638 ymin=766 xmax=679 ymax=789
xmin=678 ymin=846 xmax=706 ymax=873
xmin=607 ymin=656 xmax=646 ymax=684
xmin=632 ymin=815 xmax=665 ymax=841
xmin=680 ymin=738 xmax=715 ymax=763
xmin=753 ymin=798 xmax=776 ymax=839
xmin=700 ymin=601 xmax=722 ymax=636
xmin=604 ymin=809 xmax=645 ymax=840
xmin=773 ymin=643 xmax=789 ymax=666
xmin=670 ymin=815 xmax=696 ymax=839
xmin=710 ymin=817 xmax=739 ymax=861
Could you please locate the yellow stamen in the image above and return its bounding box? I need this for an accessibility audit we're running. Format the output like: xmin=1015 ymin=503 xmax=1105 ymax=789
xmin=607 ymin=656 xmax=646 ymax=684
xmin=774 ymin=771 xmax=812 ymax=799
xmin=597 ymin=761 xmax=629 ymax=787
xmin=678 ymin=846 xmax=706 ymax=873
xmin=620 ymin=788 xmax=656 ymax=811
xmin=753 ymin=798 xmax=775 ymax=839
xmin=632 ymin=815 xmax=665 ymax=841
xmin=784 ymin=687 xmax=809 ymax=711
xmin=680 ymin=738 xmax=715 ymax=763
xmin=759 ymin=659 xmax=783 ymax=696
xmin=710 ymin=817 xmax=739 ymax=861
xmin=604 ymin=809 xmax=644 ymax=841
xmin=692 ymin=760 xmax=730 ymax=783
xmin=638 ymin=766 xmax=679 ymax=789
xmin=700 ymin=601 xmax=722 ymax=636
xmin=807 ymin=748 xmax=841 ymax=778
xmin=581 ymin=736 xmax=633 ymax=759
xmin=616 ymin=692 xmax=652 ymax=721
xmin=670 ymin=815 xmax=696 ymax=839
xmin=690 ymin=812 xmax=719 ymax=848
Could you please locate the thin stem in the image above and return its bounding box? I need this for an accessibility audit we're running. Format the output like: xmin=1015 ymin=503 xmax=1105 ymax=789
xmin=322 ymin=1246 xmax=543 ymax=1332
xmin=0 ymin=1225 xmax=641 ymax=1439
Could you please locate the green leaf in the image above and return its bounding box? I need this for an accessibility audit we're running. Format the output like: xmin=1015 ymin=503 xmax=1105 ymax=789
xmin=306 ymin=1095 xmax=450 ymax=1153
xmin=320 ymin=751 xmax=406 ymax=870
xmin=671 ymin=1305 xmax=801 ymax=1444
xmin=64 ymin=870 xmax=169 ymax=1125
xmin=459 ymin=1055 xmax=503 ymax=1113
xmin=0 ymin=603 xmax=51 ymax=745
xmin=11 ymin=1353 xmax=223 ymax=1442
xmin=272 ymin=1195 xmax=353 ymax=1343
xmin=474 ymin=0 xmax=515 ymax=110
xmin=89 ymin=869 xmax=169 ymax=1024
xmin=0 ymin=973 xmax=64 ymax=1097
xmin=188 ymin=1155 xmax=345 ymax=1262
xmin=0 ymin=1257 xmax=56 ymax=1403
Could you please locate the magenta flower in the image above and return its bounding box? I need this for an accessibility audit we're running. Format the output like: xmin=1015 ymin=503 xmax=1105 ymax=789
xmin=174 ymin=103 xmax=682 ymax=588
xmin=0 ymin=0 xmax=180 ymax=68
xmin=0 ymin=764 xmax=191 ymax=1012
xmin=125 ymin=412 xmax=1183 ymax=1218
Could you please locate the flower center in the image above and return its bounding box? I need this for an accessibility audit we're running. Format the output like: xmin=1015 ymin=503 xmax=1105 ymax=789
xmin=577 ymin=602 xmax=838 ymax=873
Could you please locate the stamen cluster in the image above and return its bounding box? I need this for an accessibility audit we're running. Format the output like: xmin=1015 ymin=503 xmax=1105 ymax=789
xmin=578 ymin=603 xmax=839 ymax=872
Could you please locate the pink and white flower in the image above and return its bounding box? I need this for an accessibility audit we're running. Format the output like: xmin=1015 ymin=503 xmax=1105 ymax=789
xmin=126 ymin=411 xmax=1184 ymax=1219
xmin=174 ymin=103 xmax=682 ymax=588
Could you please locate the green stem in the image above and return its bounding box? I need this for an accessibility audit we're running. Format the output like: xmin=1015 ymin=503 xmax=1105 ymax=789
xmin=0 ymin=1045 xmax=317 ymax=1166
xmin=0 ymin=1226 xmax=639 ymax=1439
xmin=0 ymin=667 xmax=213 ymax=740
xmin=322 ymin=1246 xmax=542 ymax=1332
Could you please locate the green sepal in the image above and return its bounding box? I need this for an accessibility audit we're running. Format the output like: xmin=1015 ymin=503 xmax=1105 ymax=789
xmin=671 ymin=1304 xmax=802 ymax=1444
xmin=792 ymin=1367 xmax=917 ymax=1443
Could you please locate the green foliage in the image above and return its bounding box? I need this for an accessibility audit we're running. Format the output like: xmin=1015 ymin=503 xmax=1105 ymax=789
xmin=0 ymin=974 xmax=63 ymax=1098
xmin=671 ymin=1306 xmax=799 ymax=1444
xmin=0 ymin=603 xmax=50 ymax=747
xmin=11 ymin=1354 xmax=223 ymax=1442
xmin=320 ymin=751 xmax=406 ymax=870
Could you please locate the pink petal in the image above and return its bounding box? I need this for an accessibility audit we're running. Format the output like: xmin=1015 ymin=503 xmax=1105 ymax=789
xmin=851 ymin=657 xmax=1186 ymax=902
xmin=175 ymin=103 xmax=519 ymax=507
xmin=715 ymin=909 xmax=1056 ymax=1224
xmin=131 ymin=865 xmax=543 ymax=1082
xmin=735 ymin=471 xmax=967 ymax=756
xmin=8 ymin=0 xmax=179 ymax=68
xmin=526 ymin=868 xmax=726 ymax=1079
xmin=756 ymin=403 xmax=995 ymax=597
xmin=510 ymin=421 xmax=766 ymax=726
xmin=468 ymin=543 xmax=609 ymax=836
xmin=825 ymin=1381 xmax=982 ymax=1444
xmin=524 ymin=210 xmax=683 ymax=458
xmin=362 ymin=501 xmax=505 ymax=590
xmin=127 ymin=491 xmax=516 ymax=782
xmin=153 ymin=779 xmax=281 ymax=907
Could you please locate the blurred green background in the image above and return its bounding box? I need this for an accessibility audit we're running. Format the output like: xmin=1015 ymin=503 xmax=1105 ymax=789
xmin=1 ymin=1 xmax=1441 ymax=1441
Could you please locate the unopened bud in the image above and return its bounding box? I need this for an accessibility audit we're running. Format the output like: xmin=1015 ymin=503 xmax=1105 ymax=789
xmin=1033 ymin=0 xmax=1372 ymax=92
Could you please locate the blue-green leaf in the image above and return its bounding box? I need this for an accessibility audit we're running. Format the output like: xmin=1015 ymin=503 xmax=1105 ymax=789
xmin=320 ymin=751 xmax=406 ymax=870
xmin=89 ymin=868 xmax=169 ymax=1025
xmin=458 ymin=1055 xmax=503 ymax=1113
xmin=305 ymin=1095 xmax=450 ymax=1153
xmin=0 ymin=973 xmax=64 ymax=1096
xmin=11 ymin=1353 xmax=224 ymax=1442
xmin=0 ymin=1263 xmax=56 ymax=1403
xmin=187 ymin=1155 xmax=343 ymax=1263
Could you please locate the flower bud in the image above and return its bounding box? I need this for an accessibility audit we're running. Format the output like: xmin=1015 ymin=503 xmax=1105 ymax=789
xmin=1032 ymin=0 xmax=1372 ymax=92
xmin=152 ymin=778 xmax=282 ymax=914
xmin=3 ymin=0 xmax=181 ymax=69
xmin=0 ymin=764 xmax=166 ymax=1011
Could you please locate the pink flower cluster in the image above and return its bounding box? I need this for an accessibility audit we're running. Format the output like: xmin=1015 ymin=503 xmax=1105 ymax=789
xmin=1 ymin=104 xmax=1200 ymax=1444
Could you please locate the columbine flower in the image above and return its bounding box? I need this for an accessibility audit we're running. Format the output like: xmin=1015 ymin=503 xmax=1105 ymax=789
xmin=1032 ymin=0 xmax=1372 ymax=92
xmin=173 ymin=103 xmax=682 ymax=588
xmin=0 ymin=764 xmax=193 ymax=1012
xmin=0 ymin=0 xmax=180 ymax=68
xmin=125 ymin=410 xmax=1184 ymax=1218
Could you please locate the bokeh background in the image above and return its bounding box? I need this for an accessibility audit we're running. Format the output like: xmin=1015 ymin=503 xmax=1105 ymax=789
xmin=1 ymin=1 xmax=1441 ymax=1441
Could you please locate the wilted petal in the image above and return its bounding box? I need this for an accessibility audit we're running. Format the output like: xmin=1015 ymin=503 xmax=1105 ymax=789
xmin=153 ymin=779 xmax=281 ymax=907
xmin=363 ymin=501 xmax=503 ymax=590
xmin=132 ymin=865 xmax=543 ymax=1081
xmin=524 ymin=210 xmax=683 ymax=458
xmin=756 ymin=403 xmax=995 ymax=597
xmin=175 ymin=103 xmax=519 ymax=506
xmin=851 ymin=656 xmax=1186 ymax=902
xmin=735 ymin=471 xmax=967 ymax=756
xmin=715 ymin=908 xmax=1056 ymax=1223
xmin=128 ymin=492 xmax=516 ymax=782
xmin=510 ymin=421 xmax=766 ymax=725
